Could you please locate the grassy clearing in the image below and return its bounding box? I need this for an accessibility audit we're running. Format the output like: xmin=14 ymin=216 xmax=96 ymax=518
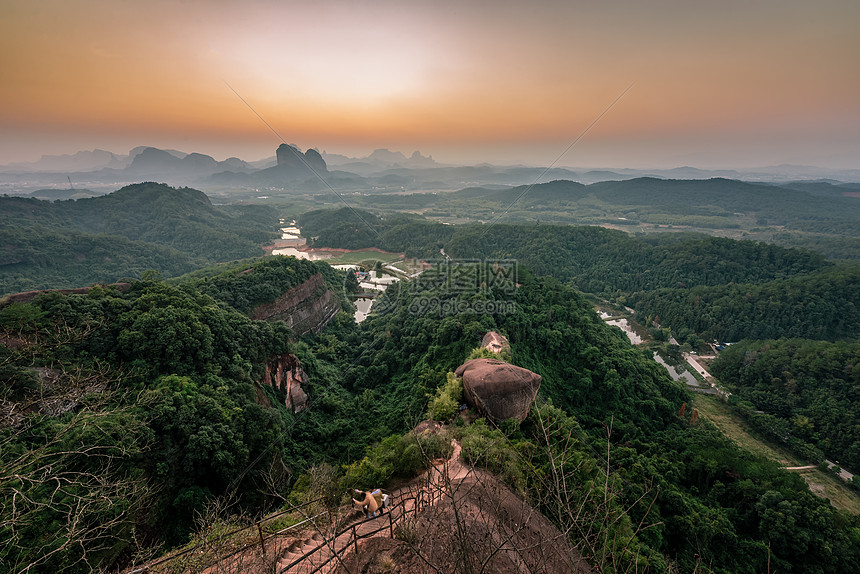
xmin=693 ymin=394 xmax=860 ymax=514
xmin=694 ymin=395 xmax=802 ymax=465
xmin=794 ymin=469 xmax=860 ymax=515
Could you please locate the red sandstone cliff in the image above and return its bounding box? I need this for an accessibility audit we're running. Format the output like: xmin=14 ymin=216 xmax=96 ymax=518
xmin=250 ymin=273 xmax=339 ymax=335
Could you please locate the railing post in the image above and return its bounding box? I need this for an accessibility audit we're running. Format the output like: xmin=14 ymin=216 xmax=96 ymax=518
xmin=352 ymin=525 xmax=358 ymax=555
xmin=389 ymin=512 xmax=394 ymax=538
xmin=257 ymin=523 xmax=266 ymax=559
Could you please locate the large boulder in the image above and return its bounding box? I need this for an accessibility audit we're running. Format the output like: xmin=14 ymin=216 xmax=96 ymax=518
xmin=455 ymin=358 xmax=541 ymax=423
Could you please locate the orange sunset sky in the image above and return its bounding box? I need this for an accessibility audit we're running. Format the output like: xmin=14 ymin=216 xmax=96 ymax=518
xmin=1 ymin=0 xmax=859 ymax=169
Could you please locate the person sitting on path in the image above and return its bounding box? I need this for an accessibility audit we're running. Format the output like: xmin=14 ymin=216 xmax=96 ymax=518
xmin=371 ymin=488 xmax=389 ymax=514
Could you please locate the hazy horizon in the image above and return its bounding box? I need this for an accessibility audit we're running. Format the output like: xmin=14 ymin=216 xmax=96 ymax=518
xmin=2 ymin=0 xmax=859 ymax=171
xmin=5 ymin=142 xmax=859 ymax=175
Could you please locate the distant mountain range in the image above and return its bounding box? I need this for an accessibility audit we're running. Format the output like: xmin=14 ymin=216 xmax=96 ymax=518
xmin=0 ymin=145 xmax=434 ymax=174
xmin=126 ymin=147 xmax=254 ymax=177
xmin=1 ymin=146 xmax=186 ymax=173
xmin=322 ymin=148 xmax=438 ymax=173
xmin=2 ymin=145 xmax=860 ymax=195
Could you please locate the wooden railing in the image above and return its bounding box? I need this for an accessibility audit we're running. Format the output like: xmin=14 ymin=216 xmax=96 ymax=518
xmin=123 ymin=497 xmax=324 ymax=574
xmin=130 ymin=464 xmax=453 ymax=573
xmin=278 ymin=481 xmax=448 ymax=574
xmin=277 ymin=511 xmax=394 ymax=574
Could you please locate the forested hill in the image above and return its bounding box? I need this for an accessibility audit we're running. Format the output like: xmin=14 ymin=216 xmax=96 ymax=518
xmin=0 ymin=256 xmax=353 ymax=571
xmin=170 ymin=255 xmax=350 ymax=316
xmin=299 ymin=207 xmax=858 ymax=342
xmin=2 ymin=183 xmax=860 ymax=572
xmin=303 ymin=177 xmax=860 ymax=259
xmin=343 ymin=265 xmax=860 ymax=572
xmin=0 ymin=182 xmax=278 ymax=295
xmin=442 ymin=226 xmax=829 ymax=293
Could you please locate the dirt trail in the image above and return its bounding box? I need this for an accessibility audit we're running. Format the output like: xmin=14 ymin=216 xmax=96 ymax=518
xmin=195 ymin=439 xmax=589 ymax=574
xmin=274 ymin=440 xmax=466 ymax=574
xmin=191 ymin=440 xmax=465 ymax=574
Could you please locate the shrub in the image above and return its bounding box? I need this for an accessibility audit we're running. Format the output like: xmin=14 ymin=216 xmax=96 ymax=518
xmin=340 ymin=431 xmax=454 ymax=491
xmin=394 ymin=517 xmax=419 ymax=544
xmin=427 ymin=372 xmax=463 ymax=422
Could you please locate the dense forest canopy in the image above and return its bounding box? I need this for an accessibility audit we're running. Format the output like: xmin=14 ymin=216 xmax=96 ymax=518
xmin=3 ymin=256 xmax=860 ymax=573
xmin=300 ymin=208 xmax=829 ymax=289
xmin=298 ymin=206 xmax=860 ymax=343
xmin=626 ymin=265 xmax=860 ymax=342
xmin=0 ymin=257 xmax=364 ymax=570
xmin=169 ymin=256 xmax=347 ymax=315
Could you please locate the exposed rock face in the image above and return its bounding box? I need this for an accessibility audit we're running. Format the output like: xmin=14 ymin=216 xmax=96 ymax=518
xmin=455 ymin=358 xmax=541 ymax=423
xmin=481 ymin=331 xmax=510 ymax=355
xmin=261 ymin=353 xmax=308 ymax=412
xmin=250 ymin=273 xmax=339 ymax=335
xmin=303 ymin=148 xmax=327 ymax=172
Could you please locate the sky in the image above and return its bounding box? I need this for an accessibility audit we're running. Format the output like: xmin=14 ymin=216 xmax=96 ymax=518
xmin=1 ymin=0 xmax=859 ymax=169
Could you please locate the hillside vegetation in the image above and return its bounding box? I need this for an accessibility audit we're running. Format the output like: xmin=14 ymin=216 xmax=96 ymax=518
xmin=0 ymin=182 xmax=278 ymax=295
xmin=3 ymin=255 xmax=860 ymax=572
xmin=626 ymin=264 xmax=860 ymax=342
xmin=300 ymin=207 xmax=859 ymax=343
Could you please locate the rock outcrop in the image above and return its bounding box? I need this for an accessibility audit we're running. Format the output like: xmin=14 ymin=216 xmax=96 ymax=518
xmin=455 ymin=358 xmax=541 ymax=423
xmin=481 ymin=331 xmax=511 ymax=356
xmin=261 ymin=353 xmax=308 ymax=412
xmin=250 ymin=273 xmax=339 ymax=335
xmin=276 ymin=144 xmax=327 ymax=173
